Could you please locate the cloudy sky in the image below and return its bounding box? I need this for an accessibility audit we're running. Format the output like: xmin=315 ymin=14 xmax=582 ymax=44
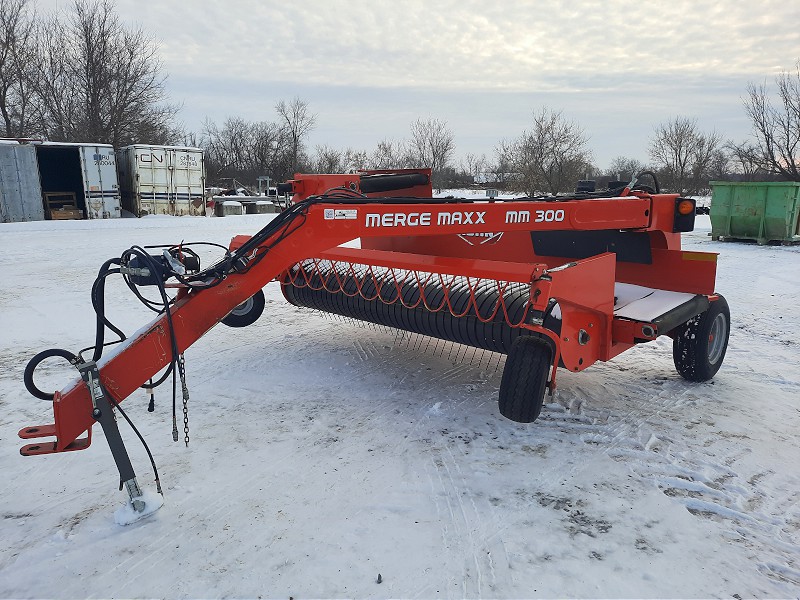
xmin=44 ymin=0 xmax=800 ymax=168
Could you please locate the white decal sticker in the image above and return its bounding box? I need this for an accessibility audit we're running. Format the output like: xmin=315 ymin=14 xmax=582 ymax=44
xmin=534 ymin=209 xmax=565 ymax=223
xmin=457 ymin=232 xmax=504 ymax=246
xmin=365 ymin=212 xmax=431 ymax=227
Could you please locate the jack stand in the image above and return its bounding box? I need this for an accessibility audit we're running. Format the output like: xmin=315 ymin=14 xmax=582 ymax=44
xmin=78 ymin=361 xmax=146 ymax=513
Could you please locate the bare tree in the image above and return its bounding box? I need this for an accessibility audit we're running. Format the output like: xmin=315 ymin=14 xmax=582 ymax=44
xmin=725 ymin=140 xmax=770 ymax=180
xmin=0 ymin=0 xmax=37 ymax=137
xmin=407 ymin=117 xmax=455 ymax=190
xmin=504 ymin=107 xmax=592 ymax=196
xmin=460 ymin=152 xmax=488 ymax=183
xmin=310 ymin=145 xmax=369 ymax=173
xmin=34 ymin=0 xmax=180 ymax=146
xmin=276 ymin=96 xmax=316 ymax=174
xmin=201 ymin=116 xmax=289 ymax=185
xmin=606 ymin=156 xmax=648 ymax=182
xmin=250 ymin=120 xmax=290 ymax=179
xmin=649 ymin=116 xmax=722 ymax=194
xmin=342 ymin=147 xmax=368 ymax=172
xmin=707 ymin=147 xmax=731 ymax=182
xmin=201 ymin=117 xmax=249 ymax=178
xmin=371 ymin=138 xmax=407 ymax=169
xmin=312 ymin=144 xmax=344 ymax=173
xmin=743 ymin=61 xmax=800 ymax=181
xmin=490 ymin=140 xmax=515 ymax=185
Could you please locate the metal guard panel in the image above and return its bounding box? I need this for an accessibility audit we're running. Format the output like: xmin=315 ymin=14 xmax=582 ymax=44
xmin=530 ymin=230 xmax=653 ymax=264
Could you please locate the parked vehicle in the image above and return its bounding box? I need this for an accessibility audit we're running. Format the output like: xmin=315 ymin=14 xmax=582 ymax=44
xmin=117 ymin=145 xmax=205 ymax=216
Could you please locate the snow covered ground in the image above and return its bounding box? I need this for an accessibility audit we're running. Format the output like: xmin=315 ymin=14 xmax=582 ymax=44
xmin=0 ymin=199 xmax=798 ymax=598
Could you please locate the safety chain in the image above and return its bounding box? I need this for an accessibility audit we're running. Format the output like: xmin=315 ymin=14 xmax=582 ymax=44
xmin=178 ymin=354 xmax=190 ymax=446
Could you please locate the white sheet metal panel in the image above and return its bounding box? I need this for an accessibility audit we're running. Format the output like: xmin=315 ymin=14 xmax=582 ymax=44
xmin=0 ymin=144 xmax=45 ymax=223
xmin=169 ymin=148 xmax=205 ymax=216
xmin=613 ymin=283 xmax=696 ymax=322
xmin=78 ymin=145 xmax=121 ymax=219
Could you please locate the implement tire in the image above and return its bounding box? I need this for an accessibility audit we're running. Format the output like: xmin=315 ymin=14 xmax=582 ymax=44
xmin=221 ymin=289 xmax=265 ymax=328
xmin=498 ymin=336 xmax=553 ymax=423
xmin=673 ymin=295 xmax=730 ymax=382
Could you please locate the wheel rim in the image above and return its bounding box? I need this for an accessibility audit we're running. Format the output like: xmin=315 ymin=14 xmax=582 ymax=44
xmin=707 ymin=312 xmax=727 ymax=364
xmin=229 ymin=297 xmax=253 ymax=316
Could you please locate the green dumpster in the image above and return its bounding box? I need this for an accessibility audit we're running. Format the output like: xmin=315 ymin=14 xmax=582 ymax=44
xmin=709 ymin=181 xmax=800 ymax=244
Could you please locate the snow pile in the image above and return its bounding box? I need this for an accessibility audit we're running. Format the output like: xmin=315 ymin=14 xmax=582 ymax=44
xmin=113 ymin=489 xmax=165 ymax=526
xmin=0 ymin=202 xmax=798 ymax=597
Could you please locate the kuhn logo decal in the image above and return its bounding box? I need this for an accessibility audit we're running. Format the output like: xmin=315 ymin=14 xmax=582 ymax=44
xmin=457 ymin=232 xmax=504 ymax=246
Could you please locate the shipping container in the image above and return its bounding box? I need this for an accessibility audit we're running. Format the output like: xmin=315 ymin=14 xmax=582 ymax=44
xmin=710 ymin=181 xmax=800 ymax=245
xmin=117 ymin=145 xmax=206 ymax=216
xmin=0 ymin=143 xmax=45 ymax=223
xmin=35 ymin=142 xmax=121 ymax=219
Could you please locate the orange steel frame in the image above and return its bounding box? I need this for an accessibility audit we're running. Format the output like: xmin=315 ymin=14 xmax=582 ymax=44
xmin=19 ymin=176 xmax=718 ymax=458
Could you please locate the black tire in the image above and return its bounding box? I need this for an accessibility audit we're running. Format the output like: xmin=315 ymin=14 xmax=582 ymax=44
xmin=498 ymin=336 xmax=553 ymax=423
xmin=221 ymin=289 xmax=266 ymax=328
xmin=673 ymin=295 xmax=730 ymax=382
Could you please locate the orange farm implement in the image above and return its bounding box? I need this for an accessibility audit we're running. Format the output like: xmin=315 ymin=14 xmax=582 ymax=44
xmin=19 ymin=168 xmax=729 ymax=517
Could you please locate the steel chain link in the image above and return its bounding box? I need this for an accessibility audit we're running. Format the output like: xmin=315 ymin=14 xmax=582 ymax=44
xmin=179 ymin=354 xmax=189 ymax=446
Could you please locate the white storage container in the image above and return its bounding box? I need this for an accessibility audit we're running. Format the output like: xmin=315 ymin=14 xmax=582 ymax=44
xmin=117 ymin=145 xmax=205 ymax=216
xmin=35 ymin=142 xmax=121 ymax=219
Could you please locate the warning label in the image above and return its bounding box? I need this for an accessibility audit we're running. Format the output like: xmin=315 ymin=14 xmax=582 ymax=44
xmin=324 ymin=209 xmax=358 ymax=220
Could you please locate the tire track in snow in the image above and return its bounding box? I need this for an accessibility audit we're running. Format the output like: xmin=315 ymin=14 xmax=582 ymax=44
xmin=416 ymin=438 xmax=507 ymax=599
xmin=559 ymin=371 xmax=800 ymax=592
xmin=329 ymin=326 xmax=512 ymax=598
xmin=95 ymin=427 xmax=314 ymax=597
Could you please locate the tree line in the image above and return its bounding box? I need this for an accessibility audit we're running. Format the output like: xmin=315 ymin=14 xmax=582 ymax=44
xmin=2 ymin=0 xmax=798 ymax=195
xmin=0 ymin=0 xmax=179 ymax=147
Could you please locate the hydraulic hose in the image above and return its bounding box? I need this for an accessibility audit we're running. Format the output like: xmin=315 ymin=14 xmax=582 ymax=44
xmin=24 ymin=348 xmax=79 ymax=401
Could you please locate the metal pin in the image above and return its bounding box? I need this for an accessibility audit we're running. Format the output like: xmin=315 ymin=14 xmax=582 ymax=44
xmin=415 ymin=334 xmax=425 ymax=351
xmin=460 ymin=344 xmax=470 ymax=363
xmin=448 ymin=341 xmax=459 ymax=361
xmin=493 ymin=353 xmax=503 ymax=375
xmin=454 ymin=343 xmax=464 ymax=363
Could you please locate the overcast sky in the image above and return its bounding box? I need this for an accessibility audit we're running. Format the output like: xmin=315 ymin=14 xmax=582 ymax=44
xmin=44 ymin=0 xmax=800 ymax=169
